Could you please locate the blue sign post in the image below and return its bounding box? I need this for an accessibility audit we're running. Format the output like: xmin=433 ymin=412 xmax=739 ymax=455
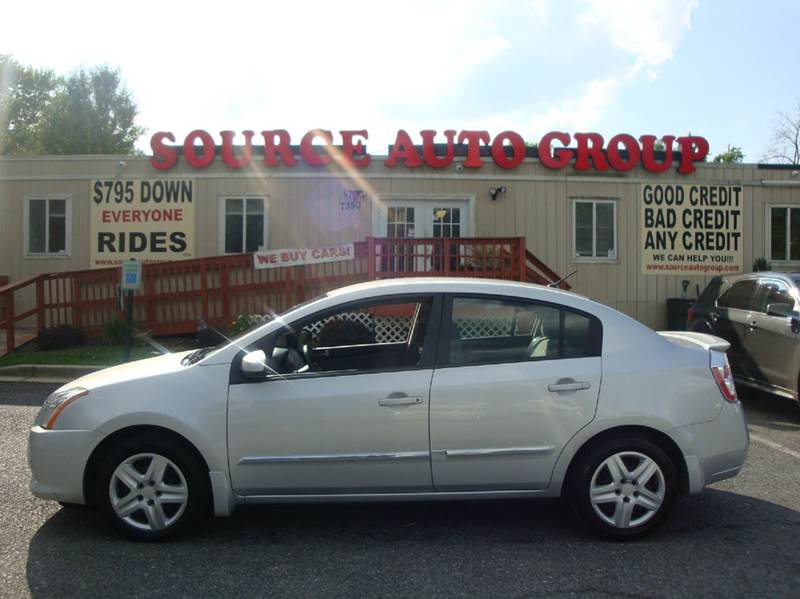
xmin=120 ymin=260 xmax=142 ymax=361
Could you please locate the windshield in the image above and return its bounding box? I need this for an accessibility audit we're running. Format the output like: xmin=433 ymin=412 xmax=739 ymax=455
xmin=182 ymin=292 xmax=331 ymax=365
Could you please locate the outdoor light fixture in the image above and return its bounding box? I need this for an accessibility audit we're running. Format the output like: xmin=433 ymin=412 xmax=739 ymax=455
xmin=489 ymin=185 xmax=508 ymax=200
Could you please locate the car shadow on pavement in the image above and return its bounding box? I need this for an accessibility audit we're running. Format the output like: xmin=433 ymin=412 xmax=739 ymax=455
xmin=26 ymin=489 xmax=800 ymax=598
xmin=738 ymin=388 xmax=800 ymax=432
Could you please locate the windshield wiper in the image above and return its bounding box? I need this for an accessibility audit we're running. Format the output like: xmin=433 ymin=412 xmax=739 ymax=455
xmin=181 ymin=346 xmax=215 ymax=366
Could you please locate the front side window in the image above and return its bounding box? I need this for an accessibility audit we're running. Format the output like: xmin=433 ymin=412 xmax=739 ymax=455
xmin=27 ymin=196 xmax=69 ymax=255
xmin=267 ymin=297 xmax=434 ymax=375
xmin=769 ymin=206 xmax=800 ymax=262
xmin=224 ymin=197 xmax=265 ymax=253
xmin=574 ymin=199 xmax=616 ymax=260
xmin=446 ymin=296 xmax=600 ymax=366
xmin=754 ymin=280 xmax=795 ymax=313
xmin=717 ymin=279 xmax=758 ymax=310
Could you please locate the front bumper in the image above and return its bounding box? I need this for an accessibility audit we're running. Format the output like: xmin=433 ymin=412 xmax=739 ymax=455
xmin=28 ymin=426 xmax=105 ymax=504
xmin=674 ymin=400 xmax=749 ymax=494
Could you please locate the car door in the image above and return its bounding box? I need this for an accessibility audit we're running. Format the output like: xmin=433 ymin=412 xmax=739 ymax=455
xmin=429 ymin=294 xmax=602 ymax=491
xmin=713 ymin=278 xmax=758 ymax=378
xmin=227 ymin=294 xmax=441 ymax=495
xmin=744 ymin=278 xmax=800 ymax=391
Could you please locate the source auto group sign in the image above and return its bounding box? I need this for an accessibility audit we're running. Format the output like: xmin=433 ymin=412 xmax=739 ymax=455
xmin=149 ymin=129 xmax=710 ymax=174
xmin=90 ymin=179 xmax=194 ymax=268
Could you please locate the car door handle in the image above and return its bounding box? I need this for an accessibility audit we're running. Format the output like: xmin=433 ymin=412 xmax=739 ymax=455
xmin=379 ymin=396 xmax=423 ymax=406
xmin=548 ymin=380 xmax=591 ymax=393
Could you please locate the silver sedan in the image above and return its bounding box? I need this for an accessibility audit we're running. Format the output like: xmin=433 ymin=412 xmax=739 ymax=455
xmin=29 ymin=278 xmax=749 ymax=540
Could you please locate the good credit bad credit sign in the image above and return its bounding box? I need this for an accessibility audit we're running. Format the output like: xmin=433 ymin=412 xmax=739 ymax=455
xmin=90 ymin=179 xmax=194 ymax=268
xmin=254 ymin=244 xmax=354 ymax=269
xmin=641 ymin=184 xmax=743 ymax=275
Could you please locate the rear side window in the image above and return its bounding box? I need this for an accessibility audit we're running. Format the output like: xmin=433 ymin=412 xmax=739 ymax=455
xmin=445 ymin=296 xmax=601 ymax=366
xmin=716 ymin=280 xmax=758 ymax=310
xmin=695 ymin=276 xmax=725 ymax=309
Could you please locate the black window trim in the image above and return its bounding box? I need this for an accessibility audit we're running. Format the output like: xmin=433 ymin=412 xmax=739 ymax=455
xmin=229 ymin=292 xmax=444 ymax=384
xmin=435 ymin=293 xmax=602 ymax=369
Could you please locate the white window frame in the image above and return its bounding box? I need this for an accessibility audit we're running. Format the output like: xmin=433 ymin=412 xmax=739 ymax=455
xmin=372 ymin=193 xmax=476 ymax=237
xmin=765 ymin=204 xmax=800 ymax=265
xmin=572 ymin=198 xmax=617 ymax=262
xmin=24 ymin=194 xmax=72 ymax=258
xmin=218 ymin=196 xmax=269 ymax=254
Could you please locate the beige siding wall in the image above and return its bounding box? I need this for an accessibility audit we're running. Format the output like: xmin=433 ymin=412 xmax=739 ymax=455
xmin=1 ymin=155 xmax=799 ymax=328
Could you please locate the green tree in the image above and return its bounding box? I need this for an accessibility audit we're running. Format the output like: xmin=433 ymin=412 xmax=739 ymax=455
xmin=39 ymin=66 xmax=144 ymax=155
xmin=0 ymin=56 xmax=58 ymax=154
xmin=713 ymin=145 xmax=744 ymax=163
xmin=1 ymin=58 xmax=144 ymax=155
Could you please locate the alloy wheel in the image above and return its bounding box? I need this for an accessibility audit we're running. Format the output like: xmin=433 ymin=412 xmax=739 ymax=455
xmin=589 ymin=451 xmax=666 ymax=529
xmin=108 ymin=452 xmax=189 ymax=532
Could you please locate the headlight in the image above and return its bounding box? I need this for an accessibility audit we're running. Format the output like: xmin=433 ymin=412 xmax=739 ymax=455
xmin=35 ymin=387 xmax=89 ymax=429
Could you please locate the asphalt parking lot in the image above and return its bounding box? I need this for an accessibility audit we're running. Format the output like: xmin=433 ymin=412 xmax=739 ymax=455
xmin=2 ymin=382 xmax=800 ymax=599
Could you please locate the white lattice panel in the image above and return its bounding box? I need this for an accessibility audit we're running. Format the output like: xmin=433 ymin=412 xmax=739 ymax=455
xmin=454 ymin=317 xmax=514 ymax=339
xmin=307 ymin=312 xmax=411 ymax=344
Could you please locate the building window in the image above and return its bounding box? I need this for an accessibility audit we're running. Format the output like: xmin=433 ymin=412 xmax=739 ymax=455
xmin=26 ymin=195 xmax=70 ymax=256
xmin=573 ymin=199 xmax=616 ymax=260
xmin=769 ymin=206 xmax=800 ymax=262
xmin=222 ymin=197 xmax=266 ymax=253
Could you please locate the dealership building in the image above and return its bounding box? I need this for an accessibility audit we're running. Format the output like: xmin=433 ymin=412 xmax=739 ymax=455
xmin=1 ymin=129 xmax=799 ymax=329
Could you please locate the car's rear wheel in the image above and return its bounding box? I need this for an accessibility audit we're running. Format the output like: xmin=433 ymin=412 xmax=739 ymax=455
xmin=568 ymin=436 xmax=678 ymax=540
xmin=95 ymin=435 xmax=209 ymax=541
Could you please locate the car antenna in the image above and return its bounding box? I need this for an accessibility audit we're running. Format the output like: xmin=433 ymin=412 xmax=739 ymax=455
xmin=548 ymin=269 xmax=578 ymax=288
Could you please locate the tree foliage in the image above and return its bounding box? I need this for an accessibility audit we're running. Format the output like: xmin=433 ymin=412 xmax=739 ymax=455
xmin=763 ymin=100 xmax=800 ymax=164
xmin=0 ymin=56 xmax=144 ymax=155
xmin=712 ymin=145 xmax=744 ymax=163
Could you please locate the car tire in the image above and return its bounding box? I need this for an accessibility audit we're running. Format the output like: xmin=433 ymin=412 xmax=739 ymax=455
xmin=95 ymin=434 xmax=210 ymax=541
xmin=567 ymin=436 xmax=678 ymax=541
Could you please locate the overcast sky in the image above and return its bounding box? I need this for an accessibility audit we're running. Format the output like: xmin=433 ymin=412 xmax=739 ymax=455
xmin=2 ymin=0 xmax=798 ymax=161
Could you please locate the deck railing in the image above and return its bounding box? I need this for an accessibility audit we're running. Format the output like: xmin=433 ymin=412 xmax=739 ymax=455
xmin=0 ymin=236 xmax=568 ymax=349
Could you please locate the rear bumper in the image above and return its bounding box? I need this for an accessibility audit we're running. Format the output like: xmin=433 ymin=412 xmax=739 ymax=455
xmin=28 ymin=426 xmax=105 ymax=504
xmin=673 ymin=400 xmax=749 ymax=494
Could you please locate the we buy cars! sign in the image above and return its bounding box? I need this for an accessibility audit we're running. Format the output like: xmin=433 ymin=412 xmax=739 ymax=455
xmin=253 ymin=243 xmax=354 ymax=270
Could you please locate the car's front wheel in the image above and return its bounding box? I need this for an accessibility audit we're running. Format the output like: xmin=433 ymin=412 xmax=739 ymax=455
xmin=96 ymin=435 xmax=209 ymax=541
xmin=568 ymin=436 xmax=678 ymax=540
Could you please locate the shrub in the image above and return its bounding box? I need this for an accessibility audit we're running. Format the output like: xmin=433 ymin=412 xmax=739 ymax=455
xmin=37 ymin=325 xmax=87 ymax=351
xmin=104 ymin=317 xmax=135 ymax=345
xmin=230 ymin=314 xmax=260 ymax=336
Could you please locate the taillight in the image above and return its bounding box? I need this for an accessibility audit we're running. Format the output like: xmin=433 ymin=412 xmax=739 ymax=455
xmin=710 ymin=350 xmax=737 ymax=402
xmin=686 ymin=306 xmax=695 ymax=326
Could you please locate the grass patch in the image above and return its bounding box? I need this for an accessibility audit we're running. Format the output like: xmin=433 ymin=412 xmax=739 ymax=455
xmin=0 ymin=335 xmax=203 ymax=368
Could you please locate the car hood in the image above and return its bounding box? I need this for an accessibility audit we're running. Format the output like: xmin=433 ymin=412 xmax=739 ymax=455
xmin=57 ymin=350 xmax=196 ymax=392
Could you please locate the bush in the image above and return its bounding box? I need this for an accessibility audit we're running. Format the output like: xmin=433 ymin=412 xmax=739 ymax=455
xmin=104 ymin=317 xmax=135 ymax=345
xmin=230 ymin=314 xmax=260 ymax=336
xmin=37 ymin=325 xmax=87 ymax=351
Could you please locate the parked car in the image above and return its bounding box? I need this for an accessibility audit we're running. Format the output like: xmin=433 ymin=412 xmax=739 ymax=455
xmin=29 ymin=278 xmax=748 ymax=541
xmin=688 ymin=272 xmax=800 ymax=402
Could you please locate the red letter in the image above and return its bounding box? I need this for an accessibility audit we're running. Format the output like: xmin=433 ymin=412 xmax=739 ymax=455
xmin=300 ymin=129 xmax=334 ymax=166
xmin=538 ymin=132 xmax=573 ymax=169
xmin=573 ymin=132 xmax=609 ymax=171
xmin=640 ymin=135 xmax=675 ymax=173
xmin=676 ymin=136 xmax=709 ymax=174
xmin=606 ymin=134 xmax=640 ymax=171
xmin=183 ymin=129 xmax=216 ymax=168
xmin=384 ymin=130 xmax=423 ymax=167
xmin=420 ymin=130 xmax=456 ymax=168
xmin=340 ymin=130 xmax=371 ymax=167
xmin=491 ymin=130 xmax=526 ymax=169
xmin=261 ymin=130 xmax=297 ymax=166
xmin=150 ymin=132 xmax=177 ymax=170
xmin=220 ymin=130 xmax=254 ymax=169
xmin=457 ymin=130 xmax=490 ymax=168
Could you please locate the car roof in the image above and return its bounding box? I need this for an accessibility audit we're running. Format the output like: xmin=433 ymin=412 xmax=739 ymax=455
xmin=327 ymin=277 xmax=585 ymax=301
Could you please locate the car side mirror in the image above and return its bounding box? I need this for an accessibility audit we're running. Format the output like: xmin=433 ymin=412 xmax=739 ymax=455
xmin=766 ymin=302 xmax=795 ymax=318
xmin=241 ymin=350 xmax=268 ymax=376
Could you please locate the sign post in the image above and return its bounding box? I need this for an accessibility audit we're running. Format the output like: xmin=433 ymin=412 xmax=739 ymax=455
xmin=120 ymin=259 xmax=143 ymax=361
